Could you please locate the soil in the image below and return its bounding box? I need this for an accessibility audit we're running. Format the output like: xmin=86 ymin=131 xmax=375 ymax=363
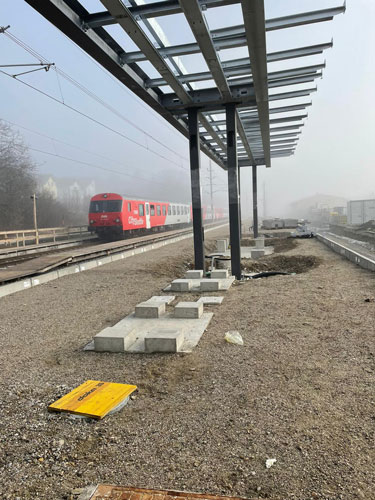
xmin=242 ymin=254 xmax=322 ymax=274
xmin=0 ymin=227 xmax=374 ymax=500
xmin=240 ymin=237 xmax=298 ymax=254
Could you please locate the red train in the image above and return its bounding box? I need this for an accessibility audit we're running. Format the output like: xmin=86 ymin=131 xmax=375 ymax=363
xmin=88 ymin=193 xmax=223 ymax=239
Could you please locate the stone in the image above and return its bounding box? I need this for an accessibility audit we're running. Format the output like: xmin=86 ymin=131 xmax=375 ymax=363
xmin=216 ymin=239 xmax=227 ymax=252
xmin=210 ymin=269 xmax=229 ymax=279
xmin=94 ymin=327 xmax=137 ymax=352
xmin=170 ymin=279 xmax=192 ymax=292
xmin=185 ymin=270 xmax=204 ymax=279
xmin=135 ymin=301 xmax=165 ymax=318
xmin=174 ymin=301 xmax=204 ymax=319
xmin=200 ymin=279 xmax=221 ymax=291
xmin=144 ymin=329 xmax=184 ymax=353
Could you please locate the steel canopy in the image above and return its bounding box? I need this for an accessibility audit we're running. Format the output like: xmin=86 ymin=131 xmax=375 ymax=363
xmin=25 ymin=0 xmax=345 ymax=168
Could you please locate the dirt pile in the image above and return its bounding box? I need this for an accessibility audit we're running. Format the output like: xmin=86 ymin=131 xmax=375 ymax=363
xmin=241 ymin=237 xmax=298 ymax=253
xmin=242 ymin=254 xmax=321 ymax=274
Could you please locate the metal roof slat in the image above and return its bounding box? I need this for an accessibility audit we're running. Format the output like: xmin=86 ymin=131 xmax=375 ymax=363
xmin=179 ymin=0 xmax=255 ymax=165
xmin=241 ymin=0 xmax=270 ymax=167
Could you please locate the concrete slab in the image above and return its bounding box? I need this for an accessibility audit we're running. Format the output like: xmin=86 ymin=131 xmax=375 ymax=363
xmin=200 ymin=279 xmax=222 ymax=291
xmin=216 ymin=239 xmax=227 ymax=252
xmin=185 ymin=270 xmax=204 ymax=279
xmin=94 ymin=326 xmax=137 ymax=352
xmin=135 ymin=301 xmax=165 ymax=318
xmin=170 ymin=279 xmax=192 ymax=292
xmin=197 ymin=296 xmax=224 ymax=305
xmin=92 ymin=311 xmax=213 ymax=353
xmin=174 ymin=301 xmax=203 ymax=319
xmin=255 ymin=237 xmax=265 ymax=249
xmin=144 ymin=329 xmax=184 ymax=353
xmin=144 ymin=295 xmax=175 ymax=305
xmin=250 ymin=248 xmax=266 ymax=258
xmin=210 ymin=269 xmax=229 ymax=279
xmin=164 ymin=276 xmax=235 ymax=293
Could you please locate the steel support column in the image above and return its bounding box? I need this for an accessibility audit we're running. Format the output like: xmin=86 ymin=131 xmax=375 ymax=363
xmin=252 ymin=165 xmax=259 ymax=238
xmin=226 ymin=103 xmax=241 ymax=279
xmin=188 ymin=107 xmax=204 ymax=271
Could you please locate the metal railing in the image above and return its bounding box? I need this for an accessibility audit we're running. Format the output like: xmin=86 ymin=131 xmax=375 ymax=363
xmin=0 ymin=226 xmax=90 ymax=248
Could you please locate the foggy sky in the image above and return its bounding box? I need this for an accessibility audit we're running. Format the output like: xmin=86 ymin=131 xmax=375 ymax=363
xmin=0 ymin=0 xmax=374 ymax=218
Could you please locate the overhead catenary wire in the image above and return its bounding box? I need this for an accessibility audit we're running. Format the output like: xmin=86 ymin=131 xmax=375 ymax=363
xmin=27 ymin=146 xmax=185 ymax=188
xmin=0 ymin=68 xmax=188 ymax=171
xmin=1 ymin=117 xmax=173 ymax=176
xmin=4 ymin=31 xmax=188 ymax=161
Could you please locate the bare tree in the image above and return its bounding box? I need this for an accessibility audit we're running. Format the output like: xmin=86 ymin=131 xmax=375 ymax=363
xmin=0 ymin=121 xmax=36 ymax=230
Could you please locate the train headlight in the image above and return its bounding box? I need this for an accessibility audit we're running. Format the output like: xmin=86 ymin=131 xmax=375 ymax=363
xmin=115 ymin=218 xmax=120 ymax=223
xmin=90 ymin=220 xmax=94 ymax=224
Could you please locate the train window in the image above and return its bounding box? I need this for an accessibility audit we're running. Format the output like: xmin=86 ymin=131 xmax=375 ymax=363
xmin=162 ymin=205 xmax=166 ymax=216
xmin=168 ymin=206 xmax=171 ymax=215
xmin=172 ymin=206 xmax=176 ymax=215
xmin=150 ymin=204 xmax=155 ymax=216
xmin=157 ymin=205 xmax=161 ymax=216
xmin=89 ymin=200 xmax=122 ymax=213
xmin=146 ymin=204 xmax=149 ymax=215
xmin=177 ymin=206 xmax=180 ymax=215
xmin=128 ymin=202 xmax=131 ymax=212
xmin=139 ymin=204 xmax=144 ymax=216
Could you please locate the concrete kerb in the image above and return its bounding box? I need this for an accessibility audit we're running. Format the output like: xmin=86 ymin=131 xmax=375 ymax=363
xmin=0 ymin=223 xmax=228 ymax=299
xmin=316 ymin=233 xmax=375 ymax=272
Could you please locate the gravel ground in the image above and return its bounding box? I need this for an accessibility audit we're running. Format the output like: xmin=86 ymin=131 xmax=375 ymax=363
xmin=0 ymin=229 xmax=374 ymax=500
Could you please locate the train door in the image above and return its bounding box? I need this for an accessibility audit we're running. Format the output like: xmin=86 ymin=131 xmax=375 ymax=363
xmin=145 ymin=202 xmax=151 ymax=229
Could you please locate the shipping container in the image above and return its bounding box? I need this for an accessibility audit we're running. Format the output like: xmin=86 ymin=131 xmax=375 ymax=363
xmin=347 ymin=199 xmax=375 ymax=225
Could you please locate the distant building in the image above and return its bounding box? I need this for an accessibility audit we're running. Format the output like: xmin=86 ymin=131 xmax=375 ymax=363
xmin=38 ymin=175 xmax=96 ymax=207
xmin=347 ymin=199 xmax=375 ymax=225
xmin=288 ymin=193 xmax=347 ymax=224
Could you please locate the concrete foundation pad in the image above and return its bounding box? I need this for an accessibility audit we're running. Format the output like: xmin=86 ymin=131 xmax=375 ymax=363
xmin=197 ymin=296 xmax=224 ymax=305
xmin=135 ymin=301 xmax=166 ymax=318
xmin=210 ymin=269 xmax=229 ymax=279
xmin=144 ymin=329 xmax=184 ymax=353
xmin=216 ymin=239 xmax=227 ymax=252
xmin=164 ymin=276 xmax=235 ymax=293
xmin=255 ymin=237 xmax=265 ymax=249
xmin=200 ymin=279 xmax=222 ymax=291
xmin=170 ymin=279 xmax=192 ymax=292
xmin=185 ymin=270 xmax=204 ymax=279
xmin=174 ymin=301 xmax=203 ymax=319
xmin=94 ymin=327 xmax=137 ymax=352
xmin=144 ymin=295 xmax=175 ymax=305
xmin=92 ymin=311 xmax=213 ymax=353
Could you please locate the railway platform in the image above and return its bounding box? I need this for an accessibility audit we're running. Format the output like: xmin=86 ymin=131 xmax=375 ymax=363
xmin=0 ymin=230 xmax=374 ymax=499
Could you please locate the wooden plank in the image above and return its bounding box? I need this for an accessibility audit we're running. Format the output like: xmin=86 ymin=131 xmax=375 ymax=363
xmin=84 ymin=485 xmax=251 ymax=500
xmin=48 ymin=380 xmax=137 ymax=419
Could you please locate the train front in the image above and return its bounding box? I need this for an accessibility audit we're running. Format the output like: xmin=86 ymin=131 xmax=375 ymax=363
xmin=88 ymin=193 xmax=124 ymax=239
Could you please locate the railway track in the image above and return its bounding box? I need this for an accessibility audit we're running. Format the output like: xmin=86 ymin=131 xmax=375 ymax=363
xmin=0 ymin=222 xmax=227 ymax=294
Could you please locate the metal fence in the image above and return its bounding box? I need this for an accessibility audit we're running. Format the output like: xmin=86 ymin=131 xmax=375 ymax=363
xmin=0 ymin=226 xmax=90 ymax=248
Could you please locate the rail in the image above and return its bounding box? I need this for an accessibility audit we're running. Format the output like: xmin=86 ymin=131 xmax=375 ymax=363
xmin=0 ymin=226 xmax=90 ymax=248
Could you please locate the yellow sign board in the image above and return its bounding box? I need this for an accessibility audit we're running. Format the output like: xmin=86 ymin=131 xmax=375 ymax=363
xmin=48 ymin=380 xmax=137 ymax=419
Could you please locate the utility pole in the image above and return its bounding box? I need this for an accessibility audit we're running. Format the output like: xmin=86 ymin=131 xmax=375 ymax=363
xmin=31 ymin=193 xmax=39 ymax=244
xmin=209 ymin=159 xmax=214 ymax=221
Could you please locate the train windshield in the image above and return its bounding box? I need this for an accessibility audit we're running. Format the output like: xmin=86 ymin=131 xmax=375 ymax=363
xmin=89 ymin=200 xmax=122 ymax=213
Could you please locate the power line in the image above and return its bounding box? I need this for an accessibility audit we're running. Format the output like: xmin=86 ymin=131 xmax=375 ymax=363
xmin=0 ymin=117 xmax=171 ymax=176
xmin=27 ymin=146 xmax=185 ymax=187
xmin=2 ymin=29 xmax=189 ymax=164
xmin=0 ymin=68 xmax=188 ymax=171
